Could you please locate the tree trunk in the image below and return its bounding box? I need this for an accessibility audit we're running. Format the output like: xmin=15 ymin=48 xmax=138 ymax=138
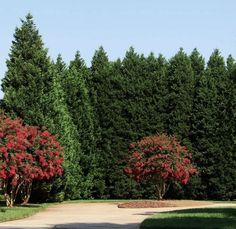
xmin=2 ymin=176 xmax=23 ymax=207
xmin=4 ymin=193 xmax=13 ymax=208
xmin=20 ymin=182 xmax=32 ymax=205
xmin=155 ymin=179 xmax=169 ymax=200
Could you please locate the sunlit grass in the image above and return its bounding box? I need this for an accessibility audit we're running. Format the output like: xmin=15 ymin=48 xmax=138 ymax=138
xmin=0 ymin=203 xmax=48 ymax=222
xmin=140 ymin=207 xmax=236 ymax=229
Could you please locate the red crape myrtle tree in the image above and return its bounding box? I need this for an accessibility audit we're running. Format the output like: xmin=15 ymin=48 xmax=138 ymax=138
xmin=0 ymin=112 xmax=64 ymax=207
xmin=124 ymin=134 xmax=197 ymax=199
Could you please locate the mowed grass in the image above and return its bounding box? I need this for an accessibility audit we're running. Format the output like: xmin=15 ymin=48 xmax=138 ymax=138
xmin=0 ymin=203 xmax=48 ymax=222
xmin=140 ymin=207 xmax=236 ymax=229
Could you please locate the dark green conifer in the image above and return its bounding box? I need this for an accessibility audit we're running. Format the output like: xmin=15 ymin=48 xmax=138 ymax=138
xmin=166 ymin=48 xmax=195 ymax=146
xmin=2 ymin=13 xmax=52 ymax=125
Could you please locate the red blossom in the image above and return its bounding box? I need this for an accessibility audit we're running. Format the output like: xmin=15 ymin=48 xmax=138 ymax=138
xmin=0 ymin=112 xmax=64 ymax=206
xmin=124 ymin=134 xmax=197 ymax=186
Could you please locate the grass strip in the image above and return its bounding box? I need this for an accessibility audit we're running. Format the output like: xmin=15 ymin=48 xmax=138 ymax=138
xmin=140 ymin=207 xmax=236 ymax=229
xmin=0 ymin=203 xmax=48 ymax=222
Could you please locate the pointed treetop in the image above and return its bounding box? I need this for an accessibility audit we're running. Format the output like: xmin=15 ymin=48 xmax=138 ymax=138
xmin=69 ymin=51 xmax=86 ymax=70
xmin=93 ymin=46 xmax=108 ymax=59
xmin=122 ymin=47 xmax=140 ymax=68
xmin=169 ymin=47 xmax=190 ymax=66
xmin=91 ymin=46 xmax=109 ymax=71
xmin=19 ymin=13 xmax=36 ymax=31
xmin=207 ymin=49 xmax=225 ymax=69
xmin=124 ymin=46 xmax=139 ymax=59
xmin=190 ymin=48 xmax=205 ymax=77
xmin=55 ymin=54 xmax=67 ymax=73
xmin=226 ymin=54 xmax=235 ymax=70
xmin=190 ymin=48 xmax=203 ymax=59
xmin=157 ymin=54 xmax=167 ymax=64
xmin=25 ymin=12 xmax=33 ymax=20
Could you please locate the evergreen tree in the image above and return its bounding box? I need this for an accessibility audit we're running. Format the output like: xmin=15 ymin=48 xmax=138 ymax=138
xmin=205 ymin=50 xmax=231 ymax=199
xmin=144 ymin=53 xmax=168 ymax=134
xmin=121 ymin=47 xmax=147 ymax=140
xmin=190 ymin=48 xmax=205 ymax=78
xmin=166 ymin=48 xmax=194 ymax=146
xmin=183 ymin=49 xmax=206 ymax=199
xmin=2 ymin=13 xmax=52 ymax=125
xmin=64 ymin=51 xmax=96 ymax=198
xmin=43 ymin=63 xmax=82 ymax=200
xmin=2 ymin=14 xmax=83 ymax=201
xmin=190 ymin=50 xmax=234 ymax=199
xmin=89 ymin=47 xmax=111 ymax=197
xmin=3 ymin=14 xmax=236 ymax=200
xmin=227 ymin=55 xmax=236 ymax=199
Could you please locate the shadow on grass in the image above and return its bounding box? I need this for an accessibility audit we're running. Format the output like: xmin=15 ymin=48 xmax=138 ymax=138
xmin=133 ymin=211 xmax=159 ymax=216
xmin=168 ymin=207 xmax=236 ymax=217
xmin=140 ymin=208 xmax=236 ymax=229
xmin=17 ymin=204 xmax=42 ymax=208
xmin=53 ymin=222 xmax=139 ymax=228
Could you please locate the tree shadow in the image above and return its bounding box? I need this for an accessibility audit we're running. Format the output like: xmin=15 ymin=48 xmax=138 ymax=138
xmin=54 ymin=222 xmax=139 ymax=228
xmin=17 ymin=204 xmax=42 ymax=208
xmin=133 ymin=211 xmax=159 ymax=216
xmin=0 ymin=200 xmax=42 ymax=208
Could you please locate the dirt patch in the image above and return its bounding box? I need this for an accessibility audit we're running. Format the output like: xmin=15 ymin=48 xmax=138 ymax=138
xmin=117 ymin=200 xmax=214 ymax=208
xmin=118 ymin=200 xmax=175 ymax=208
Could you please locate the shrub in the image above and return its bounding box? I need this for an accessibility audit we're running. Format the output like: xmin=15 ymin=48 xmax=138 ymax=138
xmin=124 ymin=134 xmax=197 ymax=199
xmin=0 ymin=112 xmax=64 ymax=207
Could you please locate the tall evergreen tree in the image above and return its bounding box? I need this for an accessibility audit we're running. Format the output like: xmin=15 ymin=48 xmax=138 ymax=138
xmin=121 ymin=47 xmax=147 ymax=140
xmin=183 ymin=49 xmax=206 ymax=199
xmin=190 ymin=50 xmax=234 ymax=199
xmin=205 ymin=50 xmax=231 ymax=199
xmin=3 ymin=14 xmax=236 ymax=200
xmin=226 ymin=55 xmax=236 ymax=199
xmin=64 ymin=51 xmax=96 ymax=198
xmin=166 ymin=48 xmax=195 ymax=146
xmin=190 ymin=48 xmax=205 ymax=78
xmin=2 ymin=13 xmax=52 ymax=125
xmin=89 ymin=47 xmax=111 ymax=197
xmin=144 ymin=53 xmax=168 ymax=134
xmin=43 ymin=63 xmax=83 ymax=200
xmin=2 ymin=14 xmax=83 ymax=201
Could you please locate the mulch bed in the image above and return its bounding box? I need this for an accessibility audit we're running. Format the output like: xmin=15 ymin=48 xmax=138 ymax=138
xmin=117 ymin=200 xmax=175 ymax=208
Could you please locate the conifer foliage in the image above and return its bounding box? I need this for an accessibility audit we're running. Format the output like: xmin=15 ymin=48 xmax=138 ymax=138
xmin=1 ymin=13 xmax=236 ymax=201
xmin=2 ymin=13 xmax=52 ymax=125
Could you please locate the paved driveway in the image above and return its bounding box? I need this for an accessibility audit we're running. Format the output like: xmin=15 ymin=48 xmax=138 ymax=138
xmin=0 ymin=202 xmax=235 ymax=229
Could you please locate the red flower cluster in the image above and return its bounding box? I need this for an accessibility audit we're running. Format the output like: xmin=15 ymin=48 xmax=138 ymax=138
xmin=0 ymin=112 xmax=64 ymax=206
xmin=124 ymin=134 xmax=197 ymax=198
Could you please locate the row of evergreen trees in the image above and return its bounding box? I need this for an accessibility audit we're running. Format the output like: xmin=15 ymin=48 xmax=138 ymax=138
xmin=1 ymin=14 xmax=236 ymax=200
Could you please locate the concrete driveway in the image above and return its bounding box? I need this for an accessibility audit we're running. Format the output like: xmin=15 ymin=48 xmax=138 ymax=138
xmin=0 ymin=202 xmax=235 ymax=229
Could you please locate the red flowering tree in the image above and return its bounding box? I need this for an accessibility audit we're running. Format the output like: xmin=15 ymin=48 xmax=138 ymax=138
xmin=0 ymin=113 xmax=64 ymax=207
xmin=124 ymin=134 xmax=197 ymax=199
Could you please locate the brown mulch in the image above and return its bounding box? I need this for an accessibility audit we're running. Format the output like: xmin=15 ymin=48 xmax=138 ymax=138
xmin=117 ymin=200 xmax=214 ymax=208
xmin=117 ymin=200 xmax=175 ymax=208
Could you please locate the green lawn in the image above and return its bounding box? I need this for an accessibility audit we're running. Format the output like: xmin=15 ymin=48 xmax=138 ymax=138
xmin=140 ymin=207 xmax=236 ymax=229
xmin=0 ymin=203 xmax=48 ymax=222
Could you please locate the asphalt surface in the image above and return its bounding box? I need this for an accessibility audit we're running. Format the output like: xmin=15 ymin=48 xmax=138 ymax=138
xmin=0 ymin=202 xmax=235 ymax=229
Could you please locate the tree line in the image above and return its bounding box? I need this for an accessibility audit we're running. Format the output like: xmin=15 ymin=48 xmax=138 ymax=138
xmin=1 ymin=14 xmax=236 ymax=201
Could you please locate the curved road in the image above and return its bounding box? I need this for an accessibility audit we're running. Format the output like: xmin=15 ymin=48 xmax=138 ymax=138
xmin=0 ymin=202 xmax=235 ymax=229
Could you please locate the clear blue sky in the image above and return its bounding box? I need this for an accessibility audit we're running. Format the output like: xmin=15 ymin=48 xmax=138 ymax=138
xmin=1 ymin=0 xmax=236 ymax=98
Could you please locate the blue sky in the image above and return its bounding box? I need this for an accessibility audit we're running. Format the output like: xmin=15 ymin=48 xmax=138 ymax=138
xmin=1 ymin=0 xmax=236 ymax=98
